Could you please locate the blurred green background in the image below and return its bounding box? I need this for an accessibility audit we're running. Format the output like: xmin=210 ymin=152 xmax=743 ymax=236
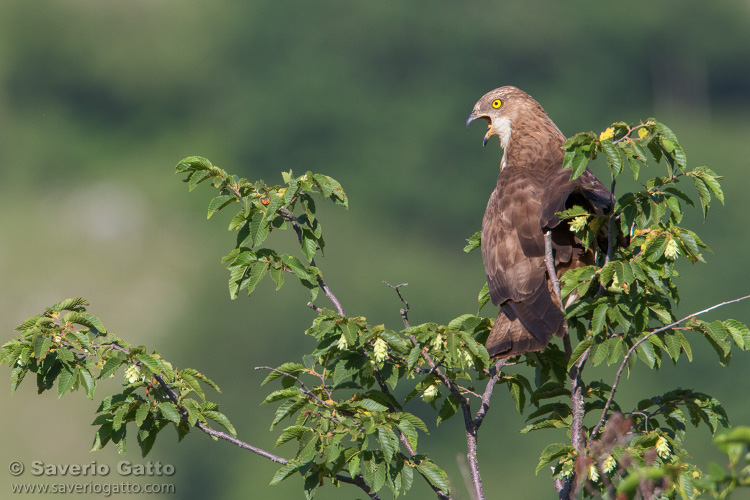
xmin=1 ymin=1 xmax=749 ymax=499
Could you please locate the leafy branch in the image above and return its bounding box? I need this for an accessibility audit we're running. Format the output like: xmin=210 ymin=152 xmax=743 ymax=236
xmin=3 ymin=117 xmax=749 ymax=500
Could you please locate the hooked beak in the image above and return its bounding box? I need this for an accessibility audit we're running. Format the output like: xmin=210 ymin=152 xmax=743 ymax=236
xmin=466 ymin=112 xmax=493 ymax=147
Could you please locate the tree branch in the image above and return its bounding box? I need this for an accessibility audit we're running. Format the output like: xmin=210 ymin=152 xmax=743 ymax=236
xmin=590 ymin=293 xmax=750 ymax=439
xmin=544 ymin=230 xmax=585 ymax=499
xmin=280 ymin=206 xmax=345 ymax=317
xmin=254 ymin=366 xmax=330 ymax=407
xmin=384 ymin=281 xmax=410 ymax=328
xmin=151 ymin=372 xmax=381 ymax=499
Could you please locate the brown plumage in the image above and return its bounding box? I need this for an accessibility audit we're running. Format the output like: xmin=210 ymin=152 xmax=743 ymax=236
xmin=466 ymin=86 xmax=613 ymax=358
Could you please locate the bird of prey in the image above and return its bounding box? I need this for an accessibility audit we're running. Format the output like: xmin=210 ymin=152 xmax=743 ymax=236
xmin=466 ymin=86 xmax=613 ymax=358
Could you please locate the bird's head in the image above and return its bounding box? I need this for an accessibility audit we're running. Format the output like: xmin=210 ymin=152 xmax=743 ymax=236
xmin=466 ymin=86 xmax=549 ymax=148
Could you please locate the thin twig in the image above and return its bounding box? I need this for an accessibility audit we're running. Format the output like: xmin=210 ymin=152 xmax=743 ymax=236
xmin=254 ymin=366 xmax=329 ymax=407
xmin=473 ymin=358 xmax=505 ymax=429
xmin=388 ymin=282 xmax=496 ymax=500
xmin=279 ymin=206 xmax=345 ymax=317
xmin=590 ymin=293 xmax=750 ymax=439
xmin=384 ymin=281 xmax=410 ymax=328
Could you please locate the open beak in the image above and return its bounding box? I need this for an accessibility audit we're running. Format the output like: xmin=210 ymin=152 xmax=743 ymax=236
xmin=466 ymin=112 xmax=493 ymax=147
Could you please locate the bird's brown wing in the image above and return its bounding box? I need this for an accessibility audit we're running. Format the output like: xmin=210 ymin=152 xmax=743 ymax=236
xmin=481 ymin=167 xmax=566 ymax=357
xmin=481 ymin=169 xmax=546 ymax=306
xmin=541 ymin=168 xmax=613 ymax=232
xmin=540 ymin=167 xmax=615 ymax=266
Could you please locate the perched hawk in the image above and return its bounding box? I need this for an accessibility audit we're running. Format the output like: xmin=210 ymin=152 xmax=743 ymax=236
xmin=466 ymin=86 xmax=613 ymax=358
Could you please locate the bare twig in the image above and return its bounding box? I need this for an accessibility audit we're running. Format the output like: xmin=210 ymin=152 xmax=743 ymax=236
xmin=590 ymin=293 xmax=750 ymax=439
xmin=387 ymin=282 xmax=504 ymax=500
xmin=384 ymin=281 xmax=410 ymax=328
xmin=473 ymin=358 xmax=506 ymax=429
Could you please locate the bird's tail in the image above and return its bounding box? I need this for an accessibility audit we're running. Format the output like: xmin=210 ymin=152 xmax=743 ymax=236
xmin=485 ymin=283 xmax=566 ymax=358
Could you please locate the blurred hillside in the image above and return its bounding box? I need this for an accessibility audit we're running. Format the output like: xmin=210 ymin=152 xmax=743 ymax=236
xmin=1 ymin=2 xmax=749 ymax=499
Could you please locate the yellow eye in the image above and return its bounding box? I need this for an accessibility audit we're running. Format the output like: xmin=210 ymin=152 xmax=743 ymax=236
xmin=491 ymin=99 xmax=502 ymax=108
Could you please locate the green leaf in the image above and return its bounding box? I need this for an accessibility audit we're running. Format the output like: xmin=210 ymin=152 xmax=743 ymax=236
xmin=464 ymin=231 xmax=481 ymax=253
xmin=269 ymin=265 xmax=285 ymax=290
xmin=175 ymin=155 xmax=213 ymax=173
xmin=397 ymin=418 xmax=418 ymax=452
xmin=591 ymin=303 xmax=608 ymax=334
xmin=276 ymin=425 xmax=309 ymax=447
xmin=270 ymin=461 xmax=301 ymax=485
xmin=202 ymin=410 xmax=237 ymax=437
xmin=637 ymin=341 xmax=658 ymax=368
xmin=159 ymin=402 xmax=181 ymax=424
xmin=563 ymin=149 xmax=590 ymax=180
xmin=64 ymin=311 xmax=106 ymax=334
xmin=99 ymin=354 xmax=125 ymax=379
xmin=33 ymin=335 xmax=53 ymax=359
xmin=179 ymin=370 xmax=205 ymax=400
xmin=725 ymin=319 xmax=750 ymax=350
xmin=262 ymin=388 xmax=302 ymax=405
xmin=271 ymin=399 xmax=307 ymax=430
xmin=474 ymin=282 xmax=490 ymax=314
xmin=207 ymin=194 xmax=236 ymax=219
xmin=135 ymin=353 xmax=161 ymax=374
xmin=377 ymin=427 xmax=400 ymax=462
xmin=692 ymin=175 xmax=711 ymax=217
xmin=78 ymin=367 xmax=96 ymax=399
xmin=135 ymin=404 xmax=151 ymax=427
xmin=416 ymin=460 xmax=450 ymax=494
xmin=601 ymin=139 xmax=623 ymax=176
xmin=407 ymin=346 xmax=422 ymax=372
xmin=567 ymin=338 xmax=592 ymax=371
xmin=51 ymin=297 xmax=90 ymax=312
xmin=437 ymin=394 xmax=460 ymax=425
xmin=57 ymin=364 xmax=77 ymax=398
xmin=535 ymin=443 xmax=574 ymax=474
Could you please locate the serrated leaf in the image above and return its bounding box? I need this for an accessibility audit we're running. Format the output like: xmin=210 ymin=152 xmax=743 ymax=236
xmin=397 ymin=419 xmax=418 ymax=452
xmin=262 ymin=388 xmax=302 ymax=405
xmin=601 ymin=139 xmax=623 ymax=176
xmin=179 ymin=370 xmax=205 ymax=400
xmin=276 ymin=425 xmax=309 ymax=447
xmin=591 ymin=303 xmax=608 ymax=334
xmin=477 ymin=282 xmax=491 ymax=313
xmin=725 ymin=319 xmax=750 ymax=350
xmin=437 ymin=394 xmax=460 ymax=425
xmin=274 ymin=400 xmax=308 ymax=431
xmin=202 ymin=410 xmax=236 ymax=437
xmin=663 ymin=332 xmax=681 ymax=362
xmin=535 ymin=443 xmax=574 ymax=474
xmin=207 ymin=194 xmax=235 ymax=219
xmin=159 ymin=402 xmax=181 ymax=424
xmin=464 ymin=231 xmax=481 ymax=253
xmin=416 ymin=460 xmax=450 ymax=494
xmin=79 ymin=367 xmax=96 ymax=399
xmin=65 ymin=311 xmax=106 ymax=334
xmin=407 ymin=346 xmax=422 ymax=372
xmin=99 ymin=354 xmax=125 ymax=379
xmin=270 ymin=461 xmax=301 ymax=485
xmin=135 ymin=353 xmax=161 ymax=374
xmin=135 ymin=404 xmax=151 ymax=427
xmin=56 ymin=364 xmax=77 ymax=398
xmin=567 ymin=338 xmax=592 ymax=371
xmin=377 ymin=427 xmax=400 ymax=462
